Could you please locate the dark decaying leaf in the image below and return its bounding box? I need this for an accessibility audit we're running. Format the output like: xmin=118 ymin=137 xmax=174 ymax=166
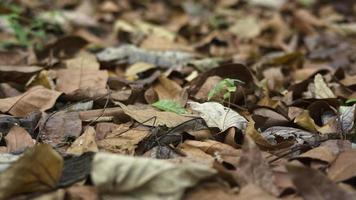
xmin=0 ymin=65 xmax=42 ymax=84
xmin=58 ymin=152 xmax=94 ymax=187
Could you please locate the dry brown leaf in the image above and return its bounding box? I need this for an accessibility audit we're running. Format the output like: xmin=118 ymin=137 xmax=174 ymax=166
xmin=40 ymin=111 xmax=82 ymax=148
xmin=185 ymin=182 xmax=238 ymax=200
xmin=0 ymin=144 xmax=63 ymax=199
xmin=328 ymin=150 xmax=356 ymax=182
xmin=194 ymin=76 xmax=222 ymax=101
xmin=176 ymin=142 xmax=215 ymax=167
xmin=65 ymin=53 xmax=100 ymax=70
xmin=97 ymin=124 xmax=150 ymax=155
xmin=56 ymin=69 xmax=108 ymax=94
xmin=4 ymin=125 xmax=35 ymax=153
xmin=0 ymin=86 xmax=61 ymax=117
xmin=245 ymin=121 xmax=293 ymax=150
xmin=66 ymin=126 xmax=98 ymax=155
xmin=237 ymin=184 xmax=278 ymax=200
xmin=153 ymin=75 xmax=186 ymax=105
xmin=116 ymin=102 xmax=193 ymax=127
xmin=233 ymin=135 xmax=280 ymax=196
xmin=297 ymin=146 xmax=336 ymax=164
xmin=66 ymin=186 xmax=99 ymax=200
xmin=294 ymin=110 xmax=319 ymax=133
xmin=287 ymin=165 xmax=354 ymax=200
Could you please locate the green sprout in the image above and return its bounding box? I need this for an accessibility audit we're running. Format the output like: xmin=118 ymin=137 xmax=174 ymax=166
xmin=208 ymin=78 xmax=244 ymax=101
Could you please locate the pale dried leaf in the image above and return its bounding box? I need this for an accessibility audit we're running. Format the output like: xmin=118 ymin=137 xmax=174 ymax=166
xmin=188 ymin=102 xmax=247 ymax=132
xmin=91 ymin=153 xmax=216 ymax=200
xmin=314 ymin=74 xmax=335 ymax=99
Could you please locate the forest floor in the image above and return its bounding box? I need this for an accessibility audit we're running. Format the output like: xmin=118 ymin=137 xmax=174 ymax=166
xmin=0 ymin=0 xmax=355 ymax=199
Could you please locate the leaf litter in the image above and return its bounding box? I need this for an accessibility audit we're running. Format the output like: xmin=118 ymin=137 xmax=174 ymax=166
xmin=0 ymin=0 xmax=356 ymax=199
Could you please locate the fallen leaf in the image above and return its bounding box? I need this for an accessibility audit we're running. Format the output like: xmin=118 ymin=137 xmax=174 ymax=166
xmin=91 ymin=153 xmax=216 ymax=200
xmin=188 ymin=101 xmax=247 ymax=132
xmin=152 ymin=100 xmax=187 ymax=114
xmin=66 ymin=126 xmax=98 ymax=155
xmin=313 ymin=74 xmax=336 ymax=99
xmin=125 ymin=62 xmax=155 ymax=81
xmin=296 ymin=146 xmax=336 ymax=164
xmin=229 ymin=16 xmax=261 ymax=39
xmin=39 ymin=111 xmax=82 ymax=149
xmin=339 ymin=105 xmax=356 ymax=134
xmin=56 ymin=69 xmax=108 ymax=94
xmin=64 ymin=53 xmax=100 ymax=71
xmin=232 ymin=135 xmax=280 ymax=196
xmin=97 ymin=124 xmax=150 ymax=155
xmin=116 ymin=102 xmax=193 ymax=127
xmin=0 ymin=65 xmax=42 ymax=84
xmin=0 ymin=144 xmax=63 ymax=199
xmin=185 ymin=182 xmax=238 ymax=200
xmin=294 ymin=110 xmax=319 ymax=133
xmin=328 ymin=150 xmax=356 ymax=182
xmin=287 ymin=164 xmax=354 ymax=200
xmin=237 ymin=184 xmax=278 ymax=200
xmin=153 ymin=76 xmax=185 ymax=105
xmin=58 ymin=152 xmax=94 ymax=187
xmin=0 ymin=86 xmax=61 ymax=117
xmin=4 ymin=125 xmax=35 ymax=153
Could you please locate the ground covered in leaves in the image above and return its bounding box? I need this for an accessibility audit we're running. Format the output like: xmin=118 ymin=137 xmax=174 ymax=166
xmin=0 ymin=0 xmax=356 ymax=199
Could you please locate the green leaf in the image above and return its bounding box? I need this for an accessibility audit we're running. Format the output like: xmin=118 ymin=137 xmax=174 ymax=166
xmin=346 ymin=99 xmax=356 ymax=105
xmin=207 ymin=78 xmax=241 ymax=101
xmin=152 ymin=100 xmax=187 ymax=115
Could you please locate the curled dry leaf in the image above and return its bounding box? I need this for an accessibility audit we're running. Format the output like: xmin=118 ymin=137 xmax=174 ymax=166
xmin=188 ymin=101 xmax=247 ymax=132
xmin=0 ymin=86 xmax=61 ymax=117
xmin=0 ymin=144 xmax=63 ymax=199
xmin=0 ymin=65 xmax=42 ymax=84
xmin=91 ymin=153 xmax=216 ymax=200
